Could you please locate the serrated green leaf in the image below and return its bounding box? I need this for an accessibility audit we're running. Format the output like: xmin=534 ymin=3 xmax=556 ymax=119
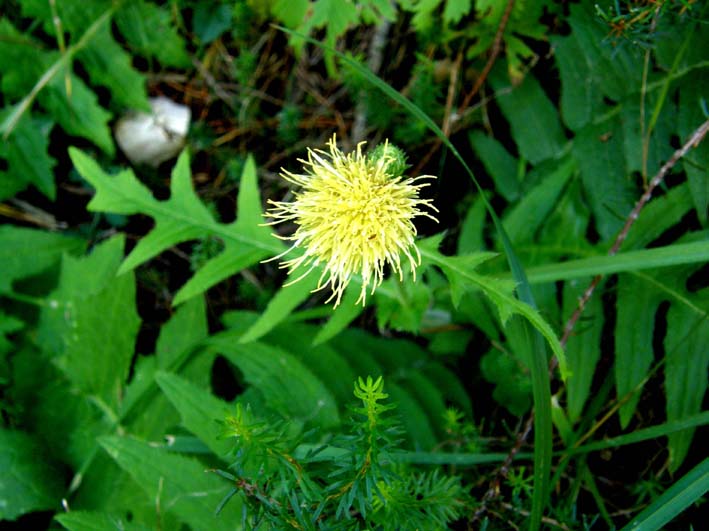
xmin=193 ymin=3 xmax=232 ymax=44
xmin=272 ymin=0 xmax=310 ymax=28
xmin=209 ymin=339 xmax=340 ymax=428
xmin=115 ymin=0 xmax=190 ymax=67
xmin=40 ymin=69 xmax=114 ymax=155
xmin=70 ymin=150 xmax=278 ymax=303
xmin=174 ymin=156 xmax=275 ymax=303
xmin=664 ymin=290 xmax=709 ymax=471
xmin=0 ymin=429 xmax=64 ymax=521
xmin=0 ymin=225 xmax=85 ymax=293
xmin=375 ymin=270 xmax=432 ymax=333
xmin=56 ymin=510 xmax=152 ymax=531
xmin=443 ymin=0 xmax=471 ymax=25
xmin=551 ymin=2 xmax=641 ymax=130
xmin=99 ymin=436 xmax=242 ymax=531
xmin=311 ymin=0 xmax=359 ymax=38
xmin=155 ymin=371 xmax=232 ymax=458
xmin=0 ymin=112 xmax=56 ymax=199
xmin=572 ymin=117 xmax=636 ymax=241
xmin=79 ymin=24 xmax=150 ymax=111
xmin=399 ymin=371 xmax=449 ymax=438
xmin=622 ymin=183 xmax=693 ymax=250
xmin=615 ymin=274 xmax=664 ymax=428
xmin=481 ymin=344 xmax=532 ymax=416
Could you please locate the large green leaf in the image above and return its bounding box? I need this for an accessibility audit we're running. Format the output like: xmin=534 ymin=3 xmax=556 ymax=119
xmin=99 ymin=436 xmax=242 ymax=531
xmin=0 ymin=226 xmax=85 ymax=293
xmin=551 ymin=1 xmax=641 ymax=130
xmin=207 ymin=337 xmax=340 ymax=428
xmin=38 ymin=236 xmax=140 ymax=409
xmin=615 ymin=274 xmax=664 ymax=428
xmin=489 ymin=67 xmax=566 ymax=165
xmin=468 ymin=131 xmax=520 ymax=202
xmin=0 ymin=429 xmax=64 ymax=521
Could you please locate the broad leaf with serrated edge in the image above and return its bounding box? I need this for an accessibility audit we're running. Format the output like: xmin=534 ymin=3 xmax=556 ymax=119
xmin=69 ymin=150 xmax=279 ymax=305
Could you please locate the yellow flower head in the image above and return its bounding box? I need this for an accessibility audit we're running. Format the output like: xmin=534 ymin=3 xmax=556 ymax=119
xmin=264 ymin=135 xmax=438 ymax=306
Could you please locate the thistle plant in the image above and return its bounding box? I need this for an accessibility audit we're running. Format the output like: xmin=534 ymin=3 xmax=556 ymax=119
xmin=264 ymin=135 xmax=438 ymax=306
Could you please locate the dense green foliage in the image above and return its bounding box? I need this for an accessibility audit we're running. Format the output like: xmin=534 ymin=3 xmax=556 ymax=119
xmin=1 ymin=0 xmax=708 ymax=530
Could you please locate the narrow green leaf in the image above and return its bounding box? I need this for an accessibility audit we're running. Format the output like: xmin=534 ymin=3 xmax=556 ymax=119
xmin=522 ymin=240 xmax=709 ymax=284
xmin=620 ymin=458 xmax=709 ymax=531
xmin=240 ymin=272 xmax=319 ymax=343
xmin=568 ymin=411 xmax=709 ymax=456
xmin=664 ymin=290 xmax=709 ymax=471
xmin=502 ymin=157 xmax=575 ymax=245
xmin=679 ymin=70 xmax=709 ymax=225
xmin=99 ymin=436 xmax=242 ymax=531
xmin=313 ymin=288 xmax=365 ymax=344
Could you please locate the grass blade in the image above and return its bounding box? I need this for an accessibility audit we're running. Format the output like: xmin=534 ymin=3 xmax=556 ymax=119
xmin=620 ymin=457 xmax=709 ymax=531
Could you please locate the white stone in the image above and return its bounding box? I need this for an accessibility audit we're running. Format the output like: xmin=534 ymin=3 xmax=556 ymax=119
xmin=114 ymin=97 xmax=191 ymax=167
